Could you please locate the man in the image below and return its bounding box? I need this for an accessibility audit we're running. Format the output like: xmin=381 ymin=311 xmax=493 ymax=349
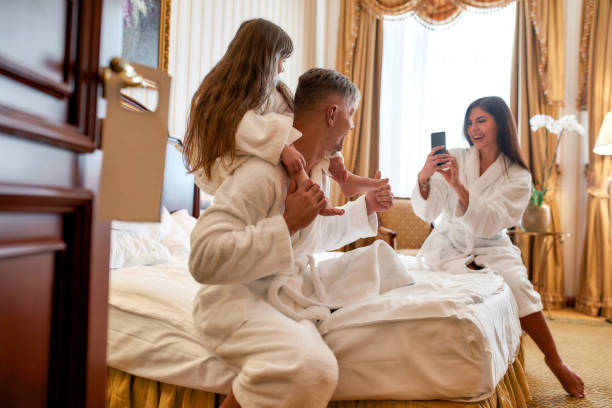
xmin=189 ymin=68 xmax=410 ymax=408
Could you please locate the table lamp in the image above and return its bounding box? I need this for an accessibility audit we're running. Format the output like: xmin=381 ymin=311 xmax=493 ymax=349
xmin=593 ymin=112 xmax=612 ymax=155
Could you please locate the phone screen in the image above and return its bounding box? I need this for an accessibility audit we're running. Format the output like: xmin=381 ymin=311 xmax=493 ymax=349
xmin=431 ymin=131 xmax=446 ymax=154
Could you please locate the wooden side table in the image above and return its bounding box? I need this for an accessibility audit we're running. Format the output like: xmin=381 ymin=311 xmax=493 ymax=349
xmin=506 ymin=229 xmax=570 ymax=318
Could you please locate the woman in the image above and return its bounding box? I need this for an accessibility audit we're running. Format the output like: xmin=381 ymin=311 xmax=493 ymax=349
xmin=412 ymin=96 xmax=584 ymax=398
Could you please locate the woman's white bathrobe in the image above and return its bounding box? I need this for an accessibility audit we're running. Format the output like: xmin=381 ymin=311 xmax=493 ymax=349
xmin=190 ymin=155 xmax=413 ymax=407
xmin=411 ymin=147 xmax=542 ymax=318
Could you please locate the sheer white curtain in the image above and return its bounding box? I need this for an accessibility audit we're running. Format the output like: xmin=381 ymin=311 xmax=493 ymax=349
xmin=379 ymin=4 xmax=516 ymax=197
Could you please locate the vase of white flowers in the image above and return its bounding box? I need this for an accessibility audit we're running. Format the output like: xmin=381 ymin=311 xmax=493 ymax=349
xmin=520 ymin=114 xmax=586 ymax=232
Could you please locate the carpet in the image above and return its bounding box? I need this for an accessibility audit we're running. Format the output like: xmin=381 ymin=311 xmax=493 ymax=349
xmin=524 ymin=311 xmax=612 ymax=408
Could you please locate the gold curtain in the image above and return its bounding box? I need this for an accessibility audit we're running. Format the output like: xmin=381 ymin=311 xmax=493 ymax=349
xmin=334 ymin=0 xmax=383 ymax=208
xmin=576 ymin=0 xmax=612 ymax=319
xmin=510 ymin=0 xmax=566 ymax=310
xmin=334 ymin=1 xmax=383 ymax=250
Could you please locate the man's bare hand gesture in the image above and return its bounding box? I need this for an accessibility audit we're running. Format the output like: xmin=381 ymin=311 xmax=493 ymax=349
xmin=283 ymin=179 xmax=327 ymax=235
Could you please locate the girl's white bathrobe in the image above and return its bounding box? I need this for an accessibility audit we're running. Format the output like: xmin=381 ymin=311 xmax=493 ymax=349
xmin=194 ymin=89 xmax=343 ymax=196
xmin=190 ymin=154 xmax=413 ymax=407
xmin=411 ymin=147 xmax=542 ymax=318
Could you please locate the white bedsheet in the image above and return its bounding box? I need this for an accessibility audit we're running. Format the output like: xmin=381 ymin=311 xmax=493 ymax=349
xmin=107 ymin=253 xmax=522 ymax=401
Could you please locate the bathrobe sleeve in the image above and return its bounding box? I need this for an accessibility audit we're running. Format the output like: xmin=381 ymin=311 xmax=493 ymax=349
xmin=312 ymin=195 xmax=378 ymax=253
xmin=410 ymin=172 xmax=450 ymax=223
xmin=189 ymin=158 xmax=294 ymax=285
xmin=457 ymin=167 xmax=531 ymax=237
xmin=234 ymin=110 xmax=302 ymax=165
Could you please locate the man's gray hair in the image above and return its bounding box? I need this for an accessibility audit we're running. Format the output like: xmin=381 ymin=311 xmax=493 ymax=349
xmin=294 ymin=68 xmax=360 ymax=114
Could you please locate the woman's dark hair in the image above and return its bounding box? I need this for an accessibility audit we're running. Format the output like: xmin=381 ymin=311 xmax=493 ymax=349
xmin=462 ymin=96 xmax=529 ymax=171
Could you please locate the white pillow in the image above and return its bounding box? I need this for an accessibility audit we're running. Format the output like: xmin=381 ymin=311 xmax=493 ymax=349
xmin=110 ymin=230 xmax=172 ymax=269
xmin=160 ymin=210 xmax=197 ymax=263
xmin=111 ymin=207 xmax=172 ymax=241
xmin=170 ymin=209 xmax=197 ymax=234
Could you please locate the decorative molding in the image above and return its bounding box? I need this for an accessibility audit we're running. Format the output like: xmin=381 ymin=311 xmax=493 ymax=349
xmin=159 ymin=0 xmax=172 ymax=73
xmin=0 ymin=238 xmax=66 ymax=259
xmin=0 ymin=104 xmax=95 ymax=152
xmin=0 ymin=55 xmax=73 ymax=98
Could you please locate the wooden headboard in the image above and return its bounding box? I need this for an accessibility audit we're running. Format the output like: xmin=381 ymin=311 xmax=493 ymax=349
xmin=121 ymin=94 xmax=200 ymax=217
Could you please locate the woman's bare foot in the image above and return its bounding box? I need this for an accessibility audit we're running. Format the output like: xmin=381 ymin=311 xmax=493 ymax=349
xmin=545 ymin=356 xmax=585 ymax=398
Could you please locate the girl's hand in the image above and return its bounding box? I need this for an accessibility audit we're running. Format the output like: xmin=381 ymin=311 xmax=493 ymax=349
xmin=281 ymin=144 xmax=306 ymax=175
xmin=328 ymin=157 xmax=348 ymax=183
xmin=319 ymin=206 xmax=345 ymax=216
xmin=418 ymin=146 xmax=451 ymax=185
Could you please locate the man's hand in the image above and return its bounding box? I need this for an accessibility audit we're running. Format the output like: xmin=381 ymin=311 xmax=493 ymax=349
xmin=365 ymin=171 xmax=393 ymax=215
xmin=281 ymin=144 xmax=306 ymax=175
xmin=283 ymin=178 xmax=327 ymax=234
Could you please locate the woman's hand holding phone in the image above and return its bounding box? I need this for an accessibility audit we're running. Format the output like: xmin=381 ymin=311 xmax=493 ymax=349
xmin=418 ymin=145 xmax=451 ymax=184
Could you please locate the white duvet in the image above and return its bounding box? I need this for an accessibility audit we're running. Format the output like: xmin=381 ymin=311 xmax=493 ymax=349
xmin=107 ymin=253 xmax=522 ymax=401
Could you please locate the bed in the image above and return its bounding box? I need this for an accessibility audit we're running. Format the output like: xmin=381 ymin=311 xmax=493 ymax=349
xmin=105 ymin=137 xmax=530 ymax=408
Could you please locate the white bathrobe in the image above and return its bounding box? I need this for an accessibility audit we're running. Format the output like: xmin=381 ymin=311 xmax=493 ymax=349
xmin=195 ymin=110 xmax=301 ymax=195
xmin=190 ymin=155 xmax=413 ymax=407
xmin=411 ymin=147 xmax=542 ymax=317
xmin=194 ymin=88 xmax=343 ymax=195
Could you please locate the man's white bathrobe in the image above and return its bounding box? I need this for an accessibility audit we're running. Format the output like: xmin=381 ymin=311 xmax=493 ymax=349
xmin=411 ymin=147 xmax=542 ymax=318
xmin=190 ymin=156 xmax=412 ymax=407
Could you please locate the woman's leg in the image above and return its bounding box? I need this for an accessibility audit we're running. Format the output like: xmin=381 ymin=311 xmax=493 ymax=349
xmin=520 ymin=311 xmax=584 ymax=398
xmin=477 ymin=251 xmax=584 ymax=398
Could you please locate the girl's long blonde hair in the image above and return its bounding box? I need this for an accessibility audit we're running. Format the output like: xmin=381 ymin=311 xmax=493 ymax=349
xmin=184 ymin=19 xmax=294 ymax=178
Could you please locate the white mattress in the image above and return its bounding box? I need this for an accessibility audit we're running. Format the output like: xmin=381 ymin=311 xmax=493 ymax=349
xmin=107 ymin=254 xmax=522 ymax=402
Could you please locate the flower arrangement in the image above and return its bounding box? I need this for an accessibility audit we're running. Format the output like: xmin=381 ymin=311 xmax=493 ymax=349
xmin=528 ymin=114 xmax=586 ymax=207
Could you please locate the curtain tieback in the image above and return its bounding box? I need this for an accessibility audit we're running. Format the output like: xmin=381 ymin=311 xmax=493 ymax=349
xmin=587 ymin=187 xmax=610 ymax=199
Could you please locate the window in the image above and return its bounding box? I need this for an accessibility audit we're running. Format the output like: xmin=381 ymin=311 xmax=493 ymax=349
xmin=379 ymin=4 xmax=516 ymax=197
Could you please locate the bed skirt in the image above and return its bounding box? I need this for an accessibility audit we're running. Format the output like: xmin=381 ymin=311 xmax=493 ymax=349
xmin=106 ymin=343 xmax=529 ymax=408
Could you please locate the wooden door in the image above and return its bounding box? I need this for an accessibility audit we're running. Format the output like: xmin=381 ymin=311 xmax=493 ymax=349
xmin=0 ymin=1 xmax=121 ymax=406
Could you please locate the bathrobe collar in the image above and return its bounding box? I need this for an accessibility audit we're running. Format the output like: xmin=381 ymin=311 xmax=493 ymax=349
xmin=465 ymin=147 xmax=506 ymax=195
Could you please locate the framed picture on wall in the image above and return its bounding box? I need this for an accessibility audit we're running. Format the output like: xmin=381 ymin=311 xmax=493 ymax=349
xmin=121 ymin=0 xmax=171 ymax=72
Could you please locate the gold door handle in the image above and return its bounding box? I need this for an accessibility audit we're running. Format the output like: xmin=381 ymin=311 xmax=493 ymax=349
xmin=109 ymin=57 xmax=144 ymax=87
xmin=103 ymin=57 xmax=158 ymax=90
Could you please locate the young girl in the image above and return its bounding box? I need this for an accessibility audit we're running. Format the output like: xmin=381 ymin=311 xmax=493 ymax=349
xmin=183 ymin=18 xmax=387 ymax=217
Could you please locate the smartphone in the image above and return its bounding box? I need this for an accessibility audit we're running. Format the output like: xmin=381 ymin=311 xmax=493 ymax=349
xmin=431 ymin=132 xmax=446 ymax=165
